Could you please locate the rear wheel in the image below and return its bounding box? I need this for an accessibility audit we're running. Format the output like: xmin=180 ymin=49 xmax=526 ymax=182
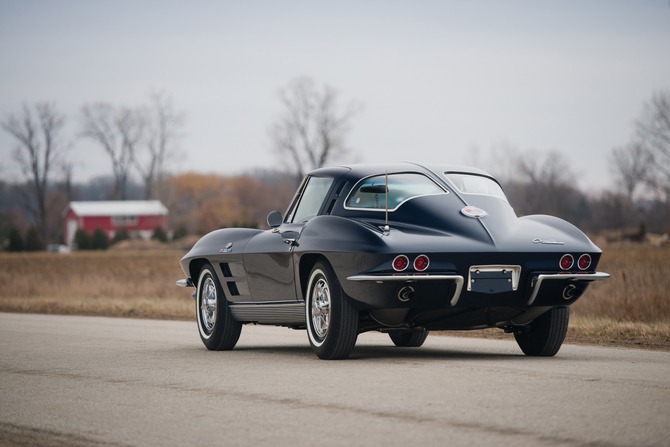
xmin=514 ymin=306 xmax=569 ymax=356
xmin=306 ymin=260 xmax=359 ymax=360
xmin=196 ymin=263 xmax=242 ymax=350
xmin=389 ymin=330 xmax=429 ymax=347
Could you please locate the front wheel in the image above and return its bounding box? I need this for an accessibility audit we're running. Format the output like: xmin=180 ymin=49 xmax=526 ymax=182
xmin=514 ymin=306 xmax=569 ymax=356
xmin=196 ymin=263 xmax=242 ymax=351
xmin=389 ymin=330 xmax=429 ymax=347
xmin=305 ymin=260 xmax=359 ymax=360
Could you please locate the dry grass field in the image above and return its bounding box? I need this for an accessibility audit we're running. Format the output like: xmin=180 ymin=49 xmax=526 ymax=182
xmin=0 ymin=245 xmax=668 ymax=349
xmin=0 ymin=250 xmax=192 ymax=319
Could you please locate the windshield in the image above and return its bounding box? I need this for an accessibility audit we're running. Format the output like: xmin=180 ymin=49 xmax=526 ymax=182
xmin=346 ymin=173 xmax=445 ymax=211
xmin=444 ymin=173 xmax=508 ymax=202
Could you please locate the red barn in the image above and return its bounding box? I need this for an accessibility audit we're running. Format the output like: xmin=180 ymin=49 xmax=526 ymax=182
xmin=63 ymin=201 xmax=169 ymax=248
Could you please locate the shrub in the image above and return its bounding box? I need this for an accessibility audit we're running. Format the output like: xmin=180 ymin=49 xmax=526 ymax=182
xmin=7 ymin=227 xmax=24 ymax=252
xmin=73 ymin=229 xmax=90 ymax=250
xmin=24 ymin=226 xmax=44 ymax=251
xmin=151 ymin=225 xmax=168 ymax=243
xmin=91 ymin=228 xmax=109 ymax=250
xmin=172 ymin=224 xmax=188 ymax=240
xmin=113 ymin=227 xmax=130 ymax=243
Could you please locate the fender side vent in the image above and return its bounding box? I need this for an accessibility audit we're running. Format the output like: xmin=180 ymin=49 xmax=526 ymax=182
xmin=227 ymin=282 xmax=240 ymax=296
xmin=220 ymin=263 xmax=233 ymax=277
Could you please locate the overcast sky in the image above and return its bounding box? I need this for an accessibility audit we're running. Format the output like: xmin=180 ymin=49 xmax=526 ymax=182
xmin=1 ymin=0 xmax=669 ymax=193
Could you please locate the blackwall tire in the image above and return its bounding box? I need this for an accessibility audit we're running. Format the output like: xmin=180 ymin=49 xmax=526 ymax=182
xmin=305 ymin=260 xmax=359 ymax=360
xmin=514 ymin=306 xmax=569 ymax=356
xmin=196 ymin=263 xmax=242 ymax=351
xmin=389 ymin=330 xmax=429 ymax=347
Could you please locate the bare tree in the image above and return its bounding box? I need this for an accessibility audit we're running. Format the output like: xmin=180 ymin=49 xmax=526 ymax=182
xmin=1 ymin=102 xmax=67 ymax=244
xmin=512 ymin=149 xmax=581 ymax=219
xmin=135 ymin=91 xmax=184 ymax=200
xmin=81 ymin=103 xmax=145 ymax=199
xmin=636 ymin=90 xmax=670 ymax=186
xmin=270 ymin=77 xmax=359 ymax=182
xmin=59 ymin=160 xmax=75 ymax=203
xmin=609 ymin=142 xmax=652 ymax=202
xmin=518 ymin=149 xmax=574 ymax=188
xmin=468 ymin=142 xmax=521 ymax=183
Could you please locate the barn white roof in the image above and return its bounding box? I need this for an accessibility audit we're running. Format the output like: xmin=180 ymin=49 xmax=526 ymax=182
xmin=66 ymin=201 xmax=168 ymax=217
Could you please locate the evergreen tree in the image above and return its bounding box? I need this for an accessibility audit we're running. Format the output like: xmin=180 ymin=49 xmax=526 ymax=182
xmin=113 ymin=226 xmax=130 ymax=243
xmin=172 ymin=224 xmax=188 ymax=240
xmin=25 ymin=226 xmax=44 ymax=251
xmin=91 ymin=228 xmax=109 ymax=250
xmin=7 ymin=227 xmax=24 ymax=252
xmin=151 ymin=225 xmax=168 ymax=243
xmin=73 ymin=229 xmax=90 ymax=250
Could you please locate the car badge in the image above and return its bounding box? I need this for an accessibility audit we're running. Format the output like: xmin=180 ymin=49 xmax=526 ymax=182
xmin=533 ymin=238 xmax=565 ymax=245
xmin=461 ymin=206 xmax=487 ymax=218
xmin=219 ymin=242 xmax=233 ymax=253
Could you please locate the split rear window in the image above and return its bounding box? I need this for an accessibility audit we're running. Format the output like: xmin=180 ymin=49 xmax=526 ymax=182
xmin=346 ymin=173 xmax=445 ymax=211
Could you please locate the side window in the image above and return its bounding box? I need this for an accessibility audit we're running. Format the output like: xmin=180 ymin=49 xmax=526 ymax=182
xmin=346 ymin=173 xmax=445 ymax=211
xmin=290 ymin=176 xmax=334 ymax=224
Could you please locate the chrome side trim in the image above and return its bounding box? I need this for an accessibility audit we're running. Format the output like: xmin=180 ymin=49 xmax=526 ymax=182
xmin=229 ymin=302 xmax=306 ymax=324
xmin=346 ymin=274 xmax=464 ymax=306
xmin=527 ymin=272 xmax=610 ymax=305
xmin=176 ymin=278 xmax=194 ymax=288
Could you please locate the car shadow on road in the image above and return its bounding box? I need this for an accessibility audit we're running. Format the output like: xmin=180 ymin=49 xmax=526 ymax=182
xmin=348 ymin=345 xmax=524 ymax=361
xmin=179 ymin=344 xmax=531 ymax=362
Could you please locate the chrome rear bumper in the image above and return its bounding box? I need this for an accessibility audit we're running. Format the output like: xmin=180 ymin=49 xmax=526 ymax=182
xmin=527 ymin=272 xmax=610 ymax=305
xmin=347 ymin=274 xmax=465 ymax=306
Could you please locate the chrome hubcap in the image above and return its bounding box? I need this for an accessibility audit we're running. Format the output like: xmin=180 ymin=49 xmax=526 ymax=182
xmin=311 ymin=278 xmax=330 ymax=339
xmin=200 ymin=277 xmax=217 ymax=332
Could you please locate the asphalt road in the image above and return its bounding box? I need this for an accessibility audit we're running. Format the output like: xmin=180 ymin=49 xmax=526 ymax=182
xmin=1 ymin=313 xmax=669 ymax=447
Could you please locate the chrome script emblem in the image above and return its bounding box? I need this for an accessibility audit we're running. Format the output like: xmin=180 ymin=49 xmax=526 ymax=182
xmin=219 ymin=242 xmax=233 ymax=253
xmin=533 ymin=238 xmax=564 ymax=245
xmin=461 ymin=206 xmax=487 ymax=218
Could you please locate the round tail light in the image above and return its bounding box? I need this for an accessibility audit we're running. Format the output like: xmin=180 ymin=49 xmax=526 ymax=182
xmin=392 ymin=255 xmax=409 ymax=272
xmin=578 ymin=254 xmax=591 ymax=270
xmin=414 ymin=255 xmax=429 ymax=271
xmin=559 ymin=254 xmax=574 ymax=270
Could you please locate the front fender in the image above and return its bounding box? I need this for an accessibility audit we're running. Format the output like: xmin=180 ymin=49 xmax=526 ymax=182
xmin=180 ymin=228 xmax=263 ymax=276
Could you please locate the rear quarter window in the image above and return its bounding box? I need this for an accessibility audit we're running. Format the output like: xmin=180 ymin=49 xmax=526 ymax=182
xmin=444 ymin=172 xmax=508 ymax=203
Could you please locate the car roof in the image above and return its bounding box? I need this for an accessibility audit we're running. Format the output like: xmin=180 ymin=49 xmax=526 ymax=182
xmin=307 ymin=162 xmax=496 ymax=181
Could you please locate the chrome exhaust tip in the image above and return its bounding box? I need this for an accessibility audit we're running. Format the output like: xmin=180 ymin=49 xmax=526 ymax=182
xmin=562 ymin=284 xmax=582 ymax=300
xmin=398 ymin=286 xmax=415 ymax=302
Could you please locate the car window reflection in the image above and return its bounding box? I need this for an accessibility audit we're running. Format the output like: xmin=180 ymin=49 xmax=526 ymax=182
xmin=346 ymin=173 xmax=444 ymax=211
xmin=444 ymin=173 xmax=508 ymax=203
xmin=291 ymin=176 xmax=334 ymax=223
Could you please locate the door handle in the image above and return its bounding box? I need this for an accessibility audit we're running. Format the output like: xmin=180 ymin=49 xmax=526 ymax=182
xmin=283 ymin=238 xmax=298 ymax=247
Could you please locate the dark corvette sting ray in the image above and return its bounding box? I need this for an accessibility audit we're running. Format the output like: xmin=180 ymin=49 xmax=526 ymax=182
xmin=177 ymin=163 xmax=609 ymax=359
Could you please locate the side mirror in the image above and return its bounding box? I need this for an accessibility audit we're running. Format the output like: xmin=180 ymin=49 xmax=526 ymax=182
xmin=267 ymin=211 xmax=283 ymax=228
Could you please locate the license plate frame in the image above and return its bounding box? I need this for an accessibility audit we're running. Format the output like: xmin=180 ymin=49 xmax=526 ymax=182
xmin=468 ymin=265 xmax=521 ymax=294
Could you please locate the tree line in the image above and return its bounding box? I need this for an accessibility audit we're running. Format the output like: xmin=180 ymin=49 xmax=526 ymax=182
xmin=1 ymin=81 xmax=669 ymax=251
